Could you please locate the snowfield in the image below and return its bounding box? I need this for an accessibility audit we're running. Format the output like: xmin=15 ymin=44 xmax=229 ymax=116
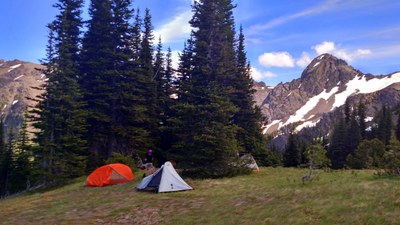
xmin=264 ymin=72 xmax=400 ymax=133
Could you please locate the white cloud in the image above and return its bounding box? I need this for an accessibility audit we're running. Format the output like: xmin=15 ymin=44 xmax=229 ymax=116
xmin=371 ymin=44 xmax=400 ymax=58
xmin=313 ymin=41 xmax=336 ymax=55
xmin=258 ymin=52 xmax=295 ymax=68
xmin=333 ymin=49 xmax=352 ymax=61
xmin=312 ymin=41 xmax=372 ymax=61
xmin=355 ymin=49 xmax=372 ymax=56
xmin=251 ymin=67 xmax=277 ymax=81
xmin=154 ymin=11 xmax=192 ymax=43
xmin=296 ymin=52 xmax=312 ymax=68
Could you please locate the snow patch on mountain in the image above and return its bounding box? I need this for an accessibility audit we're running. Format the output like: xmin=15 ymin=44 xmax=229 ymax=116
xmin=262 ymin=119 xmax=282 ymax=134
xmin=332 ymin=72 xmax=400 ymax=109
xmin=283 ymin=87 xmax=338 ymax=126
xmin=8 ymin=64 xmax=21 ymax=72
xmin=14 ymin=75 xmax=24 ymax=81
xmin=295 ymin=119 xmax=321 ymax=132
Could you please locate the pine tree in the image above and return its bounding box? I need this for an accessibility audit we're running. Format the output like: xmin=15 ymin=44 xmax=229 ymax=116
xmin=139 ymin=8 xmax=159 ymax=153
xmin=33 ymin=0 xmax=87 ymax=183
xmin=154 ymin=37 xmax=165 ymax=104
xmin=30 ymin=22 xmax=56 ymax=184
xmin=108 ymin=0 xmax=144 ymax=158
xmin=358 ymin=101 xmax=367 ymax=139
xmin=383 ymin=137 xmax=400 ymax=175
xmin=163 ymin=48 xmax=175 ymax=107
xmin=259 ymin=145 xmax=282 ymax=167
xmin=110 ymin=6 xmax=158 ymax=162
xmin=328 ymin=113 xmax=349 ymax=169
xmin=372 ymin=105 xmax=392 ymax=145
xmin=168 ymin=0 xmax=244 ymax=177
xmin=283 ymin=131 xmax=300 ymax=167
xmin=233 ymin=25 xmax=266 ymax=156
xmin=0 ymin=129 xmax=14 ymax=197
xmin=167 ymin=37 xmax=195 ymax=164
xmin=384 ymin=105 xmax=393 ymax=145
xmin=347 ymin=108 xmax=361 ymax=152
xmin=157 ymin=48 xmax=175 ymax=164
xmin=140 ymin=8 xmax=155 ymax=79
xmin=175 ymin=36 xmax=194 ymax=101
xmin=397 ymin=118 xmax=400 ymax=141
xmin=344 ymin=99 xmax=351 ymax=125
xmin=80 ymin=0 xmax=120 ymax=165
xmin=0 ymin=118 xmax=7 ymax=196
xmin=9 ymin=111 xmax=33 ymax=193
xmin=396 ymin=103 xmax=400 ymax=141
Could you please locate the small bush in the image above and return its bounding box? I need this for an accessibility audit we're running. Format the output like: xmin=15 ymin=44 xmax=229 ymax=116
xmin=181 ymin=160 xmax=252 ymax=179
xmin=105 ymin=153 xmax=137 ymax=172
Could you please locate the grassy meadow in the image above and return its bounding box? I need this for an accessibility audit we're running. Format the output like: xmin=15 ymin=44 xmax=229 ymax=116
xmin=0 ymin=168 xmax=399 ymax=225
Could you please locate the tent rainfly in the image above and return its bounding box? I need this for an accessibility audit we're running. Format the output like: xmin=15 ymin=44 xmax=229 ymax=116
xmin=86 ymin=163 xmax=134 ymax=187
xmin=137 ymin=161 xmax=192 ymax=193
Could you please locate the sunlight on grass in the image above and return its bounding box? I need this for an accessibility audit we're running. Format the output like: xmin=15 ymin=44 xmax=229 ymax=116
xmin=0 ymin=168 xmax=399 ymax=225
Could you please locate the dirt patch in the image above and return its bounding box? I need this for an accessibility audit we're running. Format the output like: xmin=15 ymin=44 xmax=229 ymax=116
xmin=103 ymin=197 xmax=205 ymax=224
xmin=109 ymin=206 xmax=162 ymax=225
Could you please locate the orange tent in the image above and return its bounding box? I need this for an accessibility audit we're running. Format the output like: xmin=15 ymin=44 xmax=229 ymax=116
xmin=86 ymin=163 xmax=134 ymax=187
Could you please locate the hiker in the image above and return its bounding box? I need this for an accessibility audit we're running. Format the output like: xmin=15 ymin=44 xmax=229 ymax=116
xmin=143 ymin=149 xmax=156 ymax=177
xmin=144 ymin=149 xmax=153 ymax=169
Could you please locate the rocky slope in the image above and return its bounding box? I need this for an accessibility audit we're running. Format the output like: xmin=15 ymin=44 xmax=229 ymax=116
xmin=252 ymin=81 xmax=273 ymax=106
xmin=0 ymin=59 xmax=45 ymax=132
xmin=254 ymin=53 xmax=400 ymax=148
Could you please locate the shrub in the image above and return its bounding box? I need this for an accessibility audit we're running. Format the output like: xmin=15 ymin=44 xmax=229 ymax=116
xmin=346 ymin=139 xmax=385 ymax=169
xmin=105 ymin=153 xmax=137 ymax=172
xmin=382 ymin=138 xmax=400 ymax=176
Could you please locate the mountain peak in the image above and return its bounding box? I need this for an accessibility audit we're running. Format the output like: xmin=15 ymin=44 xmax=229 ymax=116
xmin=301 ymin=54 xmax=351 ymax=79
xmin=299 ymin=54 xmax=358 ymax=95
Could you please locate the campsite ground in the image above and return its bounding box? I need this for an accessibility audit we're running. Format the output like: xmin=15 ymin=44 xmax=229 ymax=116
xmin=0 ymin=168 xmax=399 ymax=224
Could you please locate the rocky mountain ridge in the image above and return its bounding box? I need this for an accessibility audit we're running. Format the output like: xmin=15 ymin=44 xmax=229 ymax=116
xmin=0 ymin=59 xmax=45 ymax=131
xmin=254 ymin=53 xmax=400 ymax=148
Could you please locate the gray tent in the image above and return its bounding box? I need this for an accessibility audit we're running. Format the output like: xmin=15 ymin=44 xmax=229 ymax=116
xmin=240 ymin=154 xmax=260 ymax=172
xmin=137 ymin=161 xmax=192 ymax=193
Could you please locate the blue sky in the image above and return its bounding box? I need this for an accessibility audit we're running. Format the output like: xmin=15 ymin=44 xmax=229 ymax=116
xmin=0 ymin=0 xmax=399 ymax=86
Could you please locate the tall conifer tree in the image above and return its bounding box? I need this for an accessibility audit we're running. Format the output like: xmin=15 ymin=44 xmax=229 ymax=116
xmin=139 ymin=8 xmax=159 ymax=152
xmin=347 ymin=109 xmax=361 ymax=152
xmin=80 ymin=0 xmax=115 ymax=165
xmin=120 ymin=7 xmax=156 ymax=158
xmin=283 ymin=131 xmax=300 ymax=167
xmin=358 ymin=101 xmax=367 ymax=139
xmin=169 ymin=0 xmax=244 ymax=176
xmin=328 ymin=113 xmax=349 ymax=169
xmin=0 ymin=119 xmax=7 ymax=196
xmin=33 ymin=0 xmax=87 ymax=183
xmin=233 ymin=26 xmax=266 ymax=156
xmin=9 ymin=111 xmax=33 ymax=193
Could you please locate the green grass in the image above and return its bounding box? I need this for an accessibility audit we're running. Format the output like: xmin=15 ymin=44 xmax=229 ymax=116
xmin=0 ymin=168 xmax=399 ymax=225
